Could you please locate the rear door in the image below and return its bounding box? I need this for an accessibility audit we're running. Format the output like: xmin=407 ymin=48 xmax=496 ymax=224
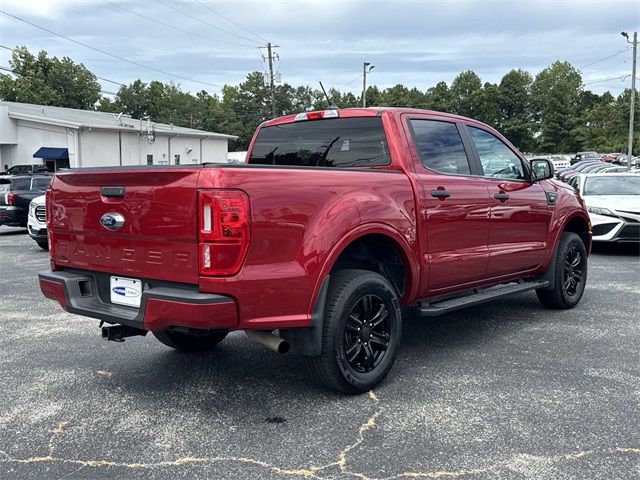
xmin=49 ymin=167 xmax=201 ymax=284
xmin=463 ymin=125 xmax=551 ymax=277
xmin=404 ymin=116 xmax=492 ymax=294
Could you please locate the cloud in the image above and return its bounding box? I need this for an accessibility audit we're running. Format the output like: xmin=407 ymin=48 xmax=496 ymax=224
xmin=0 ymin=0 xmax=638 ymax=96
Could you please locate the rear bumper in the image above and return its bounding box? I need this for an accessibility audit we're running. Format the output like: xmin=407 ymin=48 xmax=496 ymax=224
xmin=39 ymin=269 xmax=237 ymax=331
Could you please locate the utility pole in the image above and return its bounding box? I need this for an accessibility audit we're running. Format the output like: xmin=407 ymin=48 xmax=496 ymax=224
xmin=362 ymin=62 xmax=375 ymax=107
xmin=261 ymin=43 xmax=279 ymax=118
xmin=622 ymin=31 xmax=637 ymax=171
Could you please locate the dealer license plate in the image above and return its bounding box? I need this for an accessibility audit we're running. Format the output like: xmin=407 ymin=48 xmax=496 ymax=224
xmin=110 ymin=276 xmax=142 ymax=308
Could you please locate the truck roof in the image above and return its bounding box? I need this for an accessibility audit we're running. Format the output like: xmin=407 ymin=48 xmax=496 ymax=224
xmin=262 ymin=107 xmax=481 ymax=128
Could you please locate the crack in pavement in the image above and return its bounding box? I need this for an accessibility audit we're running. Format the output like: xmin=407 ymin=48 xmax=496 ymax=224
xmin=0 ymin=389 xmax=383 ymax=479
xmin=1 ymin=391 xmax=638 ymax=479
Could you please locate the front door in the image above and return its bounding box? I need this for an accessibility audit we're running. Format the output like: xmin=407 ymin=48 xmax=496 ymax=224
xmin=405 ymin=117 xmax=492 ymax=295
xmin=464 ymin=125 xmax=552 ymax=277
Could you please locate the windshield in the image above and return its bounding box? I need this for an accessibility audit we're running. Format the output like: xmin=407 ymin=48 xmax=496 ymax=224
xmin=583 ymin=176 xmax=640 ymax=196
xmin=9 ymin=165 xmax=32 ymax=174
xmin=30 ymin=177 xmax=51 ymax=191
xmin=4 ymin=178 xmax=31 ymax=191
xmin=248 ymin=117 xmax=390 ymax=168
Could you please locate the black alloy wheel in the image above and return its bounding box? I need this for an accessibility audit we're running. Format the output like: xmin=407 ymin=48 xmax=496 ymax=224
xmin=563 ymin=246 xmax=584 ymax=297
xmin=344 ymin=294 xmax=390 ymax=373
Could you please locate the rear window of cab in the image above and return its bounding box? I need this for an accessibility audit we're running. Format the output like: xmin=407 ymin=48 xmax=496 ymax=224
xmin=248 ymin=117 xmax=390 ymax=168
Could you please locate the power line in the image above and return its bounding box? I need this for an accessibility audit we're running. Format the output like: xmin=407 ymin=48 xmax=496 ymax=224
xmin=340 ymin=74 xmax=363 ymax=88
xmin=0 ymin=43 xmax=126 ymax=87
xmin=579 ymin=48 xmax=630 ymax=70
xmin=584 ymin=74 xmax=630 ymax=86
xmin=154 ymin=0 xmax=258 ymax=45
xmin=94 ymin=76 xmax=126 ymax=87
xmin=193 ymin=0 xmax=268 ymax=43
xmin=101 ymin=0 xmax=256 ymax=49
xmin=0 ymin=9 xmax=222 ymax=89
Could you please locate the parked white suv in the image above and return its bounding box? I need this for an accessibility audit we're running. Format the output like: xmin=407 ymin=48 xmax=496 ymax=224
xmin=27 ymin=195 xmax=48 ymax=250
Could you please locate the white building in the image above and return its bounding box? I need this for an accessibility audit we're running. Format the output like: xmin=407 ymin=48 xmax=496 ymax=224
xmin=0 ymin=101 xmax=237 ymax=171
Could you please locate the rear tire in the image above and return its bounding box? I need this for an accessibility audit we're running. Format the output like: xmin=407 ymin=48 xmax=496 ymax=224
xmin=153 ymin=329 xmax=228 ymax=352
xmin=35 ymin=239 xmax=49 ymax=250
xmin=536 ymin=232 xmax=587 ymax=309
xmin=304 ymin=269 xmax=402 ymax=394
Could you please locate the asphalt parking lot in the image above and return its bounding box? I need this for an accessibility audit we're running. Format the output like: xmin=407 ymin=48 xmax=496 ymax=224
xmin=0 ymin=226 xmax=638 ymax=480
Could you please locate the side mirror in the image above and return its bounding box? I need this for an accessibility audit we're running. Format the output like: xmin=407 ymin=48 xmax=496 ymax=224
xmin=530 ymin=159 xmax=554 ymax=182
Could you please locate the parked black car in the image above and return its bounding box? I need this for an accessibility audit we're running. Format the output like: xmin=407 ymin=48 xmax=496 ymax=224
xmin=0 ymin=176 xmax=52 ymax=228
xmin=0 ymin=164 xmax=50 ymax=176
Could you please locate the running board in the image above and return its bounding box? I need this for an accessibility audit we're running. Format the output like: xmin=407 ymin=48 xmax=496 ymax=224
xmin=417 ymin=280 xmax=549 ymax=317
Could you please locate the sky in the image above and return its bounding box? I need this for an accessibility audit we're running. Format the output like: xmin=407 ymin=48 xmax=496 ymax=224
xmin=0 ymin=0 xmax=638 ymax=99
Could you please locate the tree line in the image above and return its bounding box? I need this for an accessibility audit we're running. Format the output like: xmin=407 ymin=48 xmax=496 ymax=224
xmin=1 ymin=45 xmax=637 ymax=154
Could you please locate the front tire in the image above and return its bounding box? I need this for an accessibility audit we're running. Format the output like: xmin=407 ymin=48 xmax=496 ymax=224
xmin=536 ymin=232 xmax=587 ymax=309
xmin=153 ymin=329 xmax=228 ymax=352
xmin=35 ymin=239 xmax=49 ymax=250
xmin=304 ymin=269 xmax=402 ymax=394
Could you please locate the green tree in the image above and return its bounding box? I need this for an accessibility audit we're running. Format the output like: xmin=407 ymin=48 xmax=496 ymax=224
xmin=424 ymin=81 xmax=451 ymax=112
xmin=0 ymin=46 xmax=101 ymax=109
xmin=363 ymin=85 xmax=383 ymax=107
xmin=475 ymin=82 xmax=501 ymax=127
xmin=98 ymin=79 xmax=201 ymax=127
xmin=380 ymin=84 xmax=425 ymax=107
xmin=614 ymin=89 xmax=640 ymax=155
xmin=531 ymin=61 xmax=583 ymax=152
xmin=449 ymin=70 xmax=483 ymax=117
xmin=497 ymin=69 xmax=534 ymax=151
xmin=573 ymin=91 xmax=624 ymax=152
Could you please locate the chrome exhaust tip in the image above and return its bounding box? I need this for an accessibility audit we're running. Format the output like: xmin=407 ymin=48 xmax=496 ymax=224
xmin=245 ymin=330 xmax=290 ymax=354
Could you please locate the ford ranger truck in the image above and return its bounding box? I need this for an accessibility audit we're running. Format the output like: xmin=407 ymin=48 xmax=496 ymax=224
xmin=39 ymin=108 xmax=591 ymax=394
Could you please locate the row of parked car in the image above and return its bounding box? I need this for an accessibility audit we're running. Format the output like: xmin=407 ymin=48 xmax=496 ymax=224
xmin=529 ymin=153 xmax=640 ymax=243
xmin=572 ymin=151 xmax=639 ymax=167
xmin=3 ymin=151 xmax=640 ymax=250
xmin=0 ymin=167 xmax=51 ymax=249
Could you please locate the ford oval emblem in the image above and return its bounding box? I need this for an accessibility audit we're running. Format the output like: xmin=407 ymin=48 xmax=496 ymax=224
xmin=100 ymin=212 xmax=125 ymax=230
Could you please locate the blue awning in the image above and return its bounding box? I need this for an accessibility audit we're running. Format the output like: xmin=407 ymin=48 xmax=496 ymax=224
xmin=33 ymin=147 xmax=69 ymax=159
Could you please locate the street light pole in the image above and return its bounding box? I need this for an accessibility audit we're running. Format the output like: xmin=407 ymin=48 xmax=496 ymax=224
xmin=362 ymin=62 xmax=375 ymax=108
xmin=622 ymin=31 xmax=637 ymax=171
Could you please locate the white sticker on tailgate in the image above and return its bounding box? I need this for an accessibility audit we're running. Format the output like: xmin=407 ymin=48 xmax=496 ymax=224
xmin=110 ymin=276 xmax=142 ymax=308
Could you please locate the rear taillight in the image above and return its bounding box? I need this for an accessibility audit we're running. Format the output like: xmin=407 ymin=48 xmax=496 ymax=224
xmin=6 ymin=192 xmax=15 ymax=205
xmin=198 ymin=189 xmax=250 ymax=276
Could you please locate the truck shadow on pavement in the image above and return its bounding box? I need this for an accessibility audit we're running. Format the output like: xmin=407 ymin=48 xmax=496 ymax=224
xmin=0 ymin=228 xmax=27 ymax=236
xmin=111 ymin=295 xmax=545 ymax=403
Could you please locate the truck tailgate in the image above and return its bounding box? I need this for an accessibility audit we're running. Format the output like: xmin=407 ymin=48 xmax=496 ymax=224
xmin=49 ymin=168 xmax=200 ymax=284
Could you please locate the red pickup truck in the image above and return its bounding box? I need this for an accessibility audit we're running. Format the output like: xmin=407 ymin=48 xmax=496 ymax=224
xmin=39 ymin=108 xmax=591 ymax=393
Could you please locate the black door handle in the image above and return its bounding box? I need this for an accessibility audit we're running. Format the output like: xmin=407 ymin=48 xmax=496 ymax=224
xmin=430 ymin=189 xmax=451 ymax=198
xmin=494 ymin=192 xmax=510 ymax=201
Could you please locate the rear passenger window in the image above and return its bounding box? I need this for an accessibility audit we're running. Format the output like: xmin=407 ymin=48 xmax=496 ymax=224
xmin=409 ymin=120 xmax=471 ymax=175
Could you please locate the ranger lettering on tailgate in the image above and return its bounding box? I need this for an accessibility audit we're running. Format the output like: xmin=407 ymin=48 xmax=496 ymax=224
xmin=56 ymin=240 xmax=193 ymax=268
